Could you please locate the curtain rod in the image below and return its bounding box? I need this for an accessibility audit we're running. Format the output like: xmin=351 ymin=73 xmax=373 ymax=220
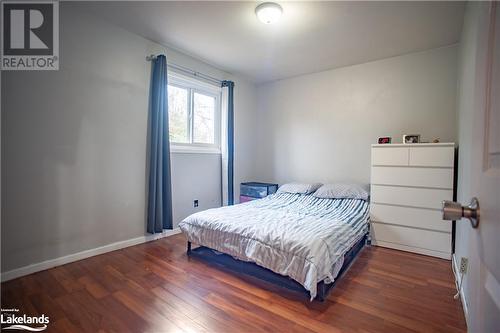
xmin=146 ymin=54 xmax=222 ymax=86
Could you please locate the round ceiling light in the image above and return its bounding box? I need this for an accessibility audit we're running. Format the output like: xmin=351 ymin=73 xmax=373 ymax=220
xmin=255 ymin=2 xmax=283 ymax=24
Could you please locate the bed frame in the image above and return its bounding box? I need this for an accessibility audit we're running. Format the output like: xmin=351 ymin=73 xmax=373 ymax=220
xmin=186 ymin=234 xmax=369 ymax=302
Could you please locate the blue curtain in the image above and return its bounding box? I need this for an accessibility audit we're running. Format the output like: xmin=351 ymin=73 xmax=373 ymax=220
xmin=147 ymin=55 xmax=173 ymax=233
xmin=222 ymin=80 xmax=235 ymax=205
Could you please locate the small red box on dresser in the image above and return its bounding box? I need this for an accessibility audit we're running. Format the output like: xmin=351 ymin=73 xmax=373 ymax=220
xmin=239 ymin=195 xmax=256 ymax=203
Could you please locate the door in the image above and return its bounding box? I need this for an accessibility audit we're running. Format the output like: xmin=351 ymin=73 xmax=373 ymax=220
xmin=457 ymin=2 xmax=500 ymax=332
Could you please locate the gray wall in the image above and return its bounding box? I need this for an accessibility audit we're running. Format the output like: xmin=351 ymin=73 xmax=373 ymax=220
xmin=254 ymin=46 xmax=458 ymax=185
xmin=171 ymin=153 xmax=221 ymax=226
xmin=1 ymin=5 xmax=257 ymax=272
xmin=1 ymin=3 xmax=461 ymax=277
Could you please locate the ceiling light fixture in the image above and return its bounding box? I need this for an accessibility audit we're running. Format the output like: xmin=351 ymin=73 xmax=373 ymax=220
xmin=255 ymin=2 xmax=283 ymax=25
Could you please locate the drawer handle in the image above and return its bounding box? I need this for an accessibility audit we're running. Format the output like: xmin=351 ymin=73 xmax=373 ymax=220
xmin=441 ymin=197 xmax=480 ymax=228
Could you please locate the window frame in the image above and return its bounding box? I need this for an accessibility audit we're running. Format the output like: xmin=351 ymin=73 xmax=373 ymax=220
xmin=167 ymin=72 xmax=222 ymax=154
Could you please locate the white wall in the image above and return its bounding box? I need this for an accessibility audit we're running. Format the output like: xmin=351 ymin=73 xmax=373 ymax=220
xmin=1 ymin=4 xmax=257 ymax=272
xmin=455 ymin=2 xmax=495 ymax=330
xmin=254 ymin=46 xmax=458 ymax=185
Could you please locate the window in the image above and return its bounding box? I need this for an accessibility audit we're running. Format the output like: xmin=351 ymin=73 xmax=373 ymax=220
xmin=167 ymin=73 xmax=221 ymax=153
xmin=168 ymin=85 xmax=189 ymax=143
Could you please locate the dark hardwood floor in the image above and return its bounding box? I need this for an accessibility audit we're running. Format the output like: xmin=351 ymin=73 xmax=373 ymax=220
xmin=1 ymin=234 xmax=467 ymax=332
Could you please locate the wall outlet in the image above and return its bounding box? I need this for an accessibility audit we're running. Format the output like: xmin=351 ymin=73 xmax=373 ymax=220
xmin=193 ymin=200 xmax=199 ymax=208
xmin=460 ymin=257 xmax=468 ymax=274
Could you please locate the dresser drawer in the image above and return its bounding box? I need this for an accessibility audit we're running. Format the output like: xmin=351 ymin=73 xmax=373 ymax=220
xmin=371 ymin=185 xmax=453 ymax=210
xmin=409 ymin=146 xmax=455 ymax=167
xmin=370 ymin=203 xmax=451 ymax=232
xmin=371 ymin=147 xmax=409 ymax=166
xmin=371 ymin=166 xmax=453 ymax=189
xmin=371 ymin=223 xmax=451 ymax=256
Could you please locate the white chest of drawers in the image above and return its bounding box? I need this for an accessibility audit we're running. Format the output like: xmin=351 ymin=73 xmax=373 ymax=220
xmin=370 ymin=143 xmax=455 ymax=259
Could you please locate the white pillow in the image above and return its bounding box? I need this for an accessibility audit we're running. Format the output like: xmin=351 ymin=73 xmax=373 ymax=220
xmin=277 ymin=182 xmax=323 ymax=195
xmin=313 ymin=183 xmax=369 ymax=200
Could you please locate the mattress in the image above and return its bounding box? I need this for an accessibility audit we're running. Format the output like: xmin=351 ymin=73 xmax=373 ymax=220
xmin=179 ymin=192 xmax=370 ymax=299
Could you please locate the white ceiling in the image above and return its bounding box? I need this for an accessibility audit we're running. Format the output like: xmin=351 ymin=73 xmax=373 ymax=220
xmin=77 ymin=1 xmax=465 ymax=83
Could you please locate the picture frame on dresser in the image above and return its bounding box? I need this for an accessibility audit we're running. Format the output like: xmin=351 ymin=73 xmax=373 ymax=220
xmin=403 ymin=134 xmax=421 ymax=144
xmin=370 ymin=143 xmax=456 ymax=259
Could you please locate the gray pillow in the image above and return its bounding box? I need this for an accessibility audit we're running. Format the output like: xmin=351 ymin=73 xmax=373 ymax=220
xmin=277 ymin=182 xmax=323 ymax=195
xmin=313 ymin=183 xmax=369 ymax=200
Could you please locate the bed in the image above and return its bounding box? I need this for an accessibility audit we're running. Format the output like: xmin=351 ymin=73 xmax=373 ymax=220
xmin=179 ymin=190 xmax=370 ymax=301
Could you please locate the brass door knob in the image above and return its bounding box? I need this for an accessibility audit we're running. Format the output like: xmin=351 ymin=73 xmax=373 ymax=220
xmin=442 ymin=197 xmax=480 ymax=228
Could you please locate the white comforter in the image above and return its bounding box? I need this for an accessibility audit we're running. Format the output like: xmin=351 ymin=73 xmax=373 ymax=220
xmin=179 ymin=192 xmax=369 ymax=299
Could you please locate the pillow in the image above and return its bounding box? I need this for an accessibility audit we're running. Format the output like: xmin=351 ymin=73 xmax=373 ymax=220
xmin=313 ymin=183 xmax=369 ymax=200
xmin=277 ymin=182 xmax=323 ymax=195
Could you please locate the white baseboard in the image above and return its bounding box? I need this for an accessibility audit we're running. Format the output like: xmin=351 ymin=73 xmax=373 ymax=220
xmin=371 ymin=240 xmax=451 ymax=260
xmin=1 ymin=228 xmax=182 ymax=282
xmin=452 ymin=254 xmax=469 ymax=327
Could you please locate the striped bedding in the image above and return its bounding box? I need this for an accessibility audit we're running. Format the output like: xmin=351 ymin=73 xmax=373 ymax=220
xmin=179 ymin=192 xmax=369 ymax=299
